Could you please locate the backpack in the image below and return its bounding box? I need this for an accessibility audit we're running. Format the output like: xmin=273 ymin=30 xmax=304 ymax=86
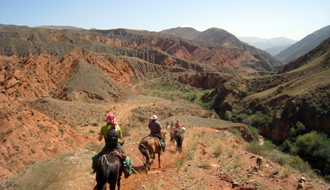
xmin=106 ymin=127 xmax=119 ymax=150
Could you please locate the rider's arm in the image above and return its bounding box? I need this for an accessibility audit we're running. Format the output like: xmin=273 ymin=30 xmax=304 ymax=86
xmin=119 ymin=134 xmax=123 ymax=139
xmin=98 ymin=135 xmax=103 ymax=141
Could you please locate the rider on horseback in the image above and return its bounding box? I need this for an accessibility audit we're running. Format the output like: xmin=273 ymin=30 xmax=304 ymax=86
xmin=148 ymin=115 xmax=165 ymax=152
xmin=92 ymin=112 xmax=131 ymax=178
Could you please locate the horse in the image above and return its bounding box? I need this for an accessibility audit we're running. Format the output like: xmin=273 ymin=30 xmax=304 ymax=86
xmin=175 ymin=130 xmax=184 ymax=153
xmin=94 ymin=141 xmax=124 ymax=190
xmin=139 ymin=132 xmax=166 ymax=170
xmin=170 ymin=129 xmax=177 ymax=143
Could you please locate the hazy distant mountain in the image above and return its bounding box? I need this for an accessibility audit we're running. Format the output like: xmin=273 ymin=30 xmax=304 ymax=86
xmin=238 ymin=37 xmax=297 ymax=50
xmin=35 ymin=25 xmax=84 ymax=30
xmin=275 ymin=25 xmax=330 ymax=63
xmin=265 ymin=44 xmax=292 ymax=56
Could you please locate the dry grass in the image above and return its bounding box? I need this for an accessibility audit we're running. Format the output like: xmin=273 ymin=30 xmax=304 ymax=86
xmin=211 ymin=142 xmax=223 ymax=157
xmin=183 ymin=128 xmax=198 ymax=160
xmin=0 ymin=152 xmax=82 ymax=190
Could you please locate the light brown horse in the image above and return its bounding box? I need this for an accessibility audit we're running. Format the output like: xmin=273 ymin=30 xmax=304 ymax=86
xmin=139 ymin=132 xmax=166 ymax=170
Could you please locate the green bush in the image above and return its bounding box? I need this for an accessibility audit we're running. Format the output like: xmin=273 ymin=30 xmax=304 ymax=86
xmin=248 ymin=125 xmax=260 ymax=141
xmin=224 ymin=111 xmax=232 ymax=121
xmin=290 ymin=121 xmax=306 ymax=137
xmin=293 ymin=131 xmax=330 ymax=162
xmin=252 ymin=111 xmax=272 ymax=127
xmin=235 ymin=113 xmax=249 ymax=123
xmin=186 ymin=93 xmax=198 ymax=102
xmin=288 ymin=156 xmax=311 ymax=173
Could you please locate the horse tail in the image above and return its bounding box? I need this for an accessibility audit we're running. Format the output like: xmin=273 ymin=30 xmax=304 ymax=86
xmin=97 ymin=154 xmax=110 ymax=190
xmin=175 ymin=132 xmax=183 ymax=151
xmin=139 ymin=141 xmax=150 ymax=161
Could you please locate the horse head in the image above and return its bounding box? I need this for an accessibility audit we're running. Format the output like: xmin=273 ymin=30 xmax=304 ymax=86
xmin=160 ymin=132 xmax=166 ymax=140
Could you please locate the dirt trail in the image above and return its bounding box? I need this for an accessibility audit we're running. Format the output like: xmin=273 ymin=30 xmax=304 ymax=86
xmin=62 ymin=126 xmax=330 ymax=190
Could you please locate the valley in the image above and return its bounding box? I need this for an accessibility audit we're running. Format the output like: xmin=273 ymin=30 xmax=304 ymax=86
xmin=0 ymin=24 xmax=330 ymax=189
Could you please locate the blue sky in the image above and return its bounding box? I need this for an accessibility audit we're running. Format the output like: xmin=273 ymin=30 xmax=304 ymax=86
xmin=0 ymin=0 xmax=329 ymax=41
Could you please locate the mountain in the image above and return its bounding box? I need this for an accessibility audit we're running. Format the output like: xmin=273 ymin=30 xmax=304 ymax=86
xmin=0 ymin=25 xmax=281 ymax=75
xmin=162 ymin=27 xmax=283 ymax=70
xmin=238 ymin=37 xmax=297 ymax=50
xmin=265 ymin=44 xmax=292 ymax=56
xmin=35 ymin=25 xmax=84 ymax=30
xmin=159 ymin=27 xmax=200 ymax=40
xmin=276 ymin=25 xmax=330 ymax=63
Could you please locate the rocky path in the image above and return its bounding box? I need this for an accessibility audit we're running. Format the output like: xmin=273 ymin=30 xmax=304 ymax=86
xmin=60 ymin=127 xmax=330 ymax=190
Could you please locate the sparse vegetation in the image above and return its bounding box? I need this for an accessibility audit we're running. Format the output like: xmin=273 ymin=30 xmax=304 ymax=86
xmin=245 ymin=139 xmax=319 ymax=179
xmin=174 ymin=156 xmax=185 ymax=173
xmin=199 ymin=161 xmax=211 ymax=169
xmin=121 ymin=125 xmax=131 ymax=137
xmin=184 ymin=129 xmax=198 ymax=160
xmin=211 ymin=143 xmax=223 ymax=157
xmin=2 ymin=151 xmax=82 ymax=190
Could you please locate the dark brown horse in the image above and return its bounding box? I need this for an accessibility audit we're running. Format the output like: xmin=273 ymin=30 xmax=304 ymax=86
xmin=139 ymin=132 xmax=166 ymax=170
xmin=175 ymin=130 xmax=184 ymax=153
xmin=94 ymin=142 xmax=124 ymax=190
xmin=170 ymin=129 xmax=184 ymax=152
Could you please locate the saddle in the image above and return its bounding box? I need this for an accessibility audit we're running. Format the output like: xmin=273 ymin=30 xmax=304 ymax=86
xmin=109 ymin=150 xmax=127 ymax=161
xmin=148 ymin=133 xmax=165 ymax=148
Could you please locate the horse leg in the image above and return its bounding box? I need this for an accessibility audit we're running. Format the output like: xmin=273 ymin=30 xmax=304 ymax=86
xmin=108 ymin=173 xmax=117 ymax=190
xmin=117 ymin=171 xmax=122 ymax=190
xmin=158 ymin=152 xmax=161 ymax=168
xmin=139 ymin=143 xmax=151 ymax=171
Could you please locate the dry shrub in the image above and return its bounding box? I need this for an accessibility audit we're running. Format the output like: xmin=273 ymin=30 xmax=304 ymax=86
xmin=173 ymin=154 xmax=185 ymax=173
xmin=121 ymin=125 xmax=131 ymax=137
xmin=85 ymin=141 xmax=103 ymax=152
xmin=199 ymin=161 xmax=211 ymax=169
xmin=212 ymin=143 xmax=223 ymax=157
xmin=7 ymin=152 xmax=78 ymax=190
xmin=141 ymin=174 xmax=164 ymax=190
xmin=183 ymin=128 xmax=198 ymax=160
